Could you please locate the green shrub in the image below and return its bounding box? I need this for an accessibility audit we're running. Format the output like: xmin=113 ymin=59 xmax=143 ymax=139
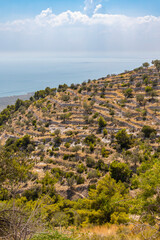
xmin=110 ymin=212 xmax=129 ymax=224
xmin=87 ymin=170 xmax=100 ymax=179
xmin=77 ymin=164 xmax=85 ymax=173
xmin=64 ymin=142 xmax=71 ymax=148
xmin=123 ymin=88 xmax=133 ymax=98
xmin=98 ymin=116 xmax=107 ymax=129
xmin=109 ymin=161 xmax=132 ymax=183
xmin=115 ymin=129 xmax=132 ymax=149
xmin=84 ymin=134 xmax=97 ymax=145
xmin=86 ymin=157 xmax=96 ymax=168
xmin=76 ymin=175 xmax=85 ymax=184
xmin=101 ymin=147 xmax=109 ymax=158
xmin=141 ymin=125 xmax=156 ymax=138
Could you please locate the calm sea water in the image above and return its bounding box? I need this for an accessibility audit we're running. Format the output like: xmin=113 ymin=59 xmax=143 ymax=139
xmin=0 ymin=53 xmax=156 ymax=97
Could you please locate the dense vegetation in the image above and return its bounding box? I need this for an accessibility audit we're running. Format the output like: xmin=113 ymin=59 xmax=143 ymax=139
xmin=0 ymin=61 xmax=160 ymax=239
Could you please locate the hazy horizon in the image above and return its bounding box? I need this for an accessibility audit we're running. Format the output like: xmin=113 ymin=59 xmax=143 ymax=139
xmin=0 ymin=0 xmax=160 ymax=97
xmin=0 ymin=0 xmax=160 ymax=53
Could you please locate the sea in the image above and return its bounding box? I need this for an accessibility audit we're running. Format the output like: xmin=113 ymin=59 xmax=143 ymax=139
xmin=0 ymin=52 xmax=159 ymax=98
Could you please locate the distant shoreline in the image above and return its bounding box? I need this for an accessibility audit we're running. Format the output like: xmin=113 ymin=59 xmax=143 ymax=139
xmin=0 ymin=92 xmax=34 ymax=112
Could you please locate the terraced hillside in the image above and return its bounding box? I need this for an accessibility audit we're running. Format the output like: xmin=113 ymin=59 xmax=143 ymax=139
xmin=0 ymin=62 xmax=160 ymax=200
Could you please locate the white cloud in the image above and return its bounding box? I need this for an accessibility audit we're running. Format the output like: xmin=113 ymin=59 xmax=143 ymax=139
xmin=0 ymin=8 xmax=160 ymax=53
xmin=84 ymin=0 xmax=94 ymax=12
xmin=94 ymin=4 xmax=102 ymax=14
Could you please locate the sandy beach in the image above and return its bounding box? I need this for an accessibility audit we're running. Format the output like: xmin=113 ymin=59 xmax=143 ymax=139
xmin=0 ymin=92 xmax=34 ymax=112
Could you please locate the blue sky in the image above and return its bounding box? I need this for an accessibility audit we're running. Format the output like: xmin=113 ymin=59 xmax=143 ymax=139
xmin=0 ymin=0 xmax=160 ymax=54
xmin=1 ymin=0 xmax=160 ymax=21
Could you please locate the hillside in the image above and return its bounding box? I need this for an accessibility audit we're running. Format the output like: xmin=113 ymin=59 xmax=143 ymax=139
xmin=0 ymin=61 xmax=160 ymax=239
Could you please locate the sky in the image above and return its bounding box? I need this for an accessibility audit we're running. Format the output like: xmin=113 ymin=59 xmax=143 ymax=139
xmin=0 ymin=0 xmax=160 ymax=55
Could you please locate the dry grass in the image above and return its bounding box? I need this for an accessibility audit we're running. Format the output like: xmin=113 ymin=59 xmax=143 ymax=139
xmin=73 ymin=224 xmax=160 ymax=240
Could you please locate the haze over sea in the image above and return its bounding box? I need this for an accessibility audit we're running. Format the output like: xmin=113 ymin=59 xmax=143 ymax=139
xmin=0 ymin=52 xmax=159 ymax=98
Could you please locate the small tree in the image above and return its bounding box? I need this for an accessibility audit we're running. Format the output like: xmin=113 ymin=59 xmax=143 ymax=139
xmin=124 ymin=88 xmax=133 ymax=98
xmin=52 ymin=212 xmax=68 ymax=232
xmin=152 ymin=59 xmax=160 ymax=72
xmin=142 ymin=62 xmax=149 ymax=68
xmin=136 ymin=94 xmax=144 ymax=105
xmin=116 ymin=129 xmax=131 ymax=149
xmin=98 ymin=116 xmax=107 ymax=129
xmin=54 ymin=129 xmax=61 ymax=136
xmin=145 ymin=86 xmax=153 ymax=94
xmin=141 ymin=125 xmax=156 ymax=138
xmin=109 ymin=161 xmax=132 ymax=183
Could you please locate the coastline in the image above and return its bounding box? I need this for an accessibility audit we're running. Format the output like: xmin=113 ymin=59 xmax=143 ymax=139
xmin=0 ymin=92 xmax=34 ymax=112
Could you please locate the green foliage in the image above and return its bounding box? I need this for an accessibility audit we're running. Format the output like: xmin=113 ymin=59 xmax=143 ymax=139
xmin=76 ymin=175 xmax=85 ymax=184
xmin=142 ymin=62 xmax=150 ymax=68
xmin=110 ymin=212 xmax=129 ymax=224
xmin=109 ymin=161 xmax=132 ymax=183
xmin=115 ymin=129 xmax=132 ymax=149
xmin=152 ymin=59 xmax=160 ymax=71
xmin=89 ymin=143 xmax=95 ymax=152
xmin=84 ymin=134 xmax=97 ymax=145
xmin=95 ymin=159 xmax=108 ymax=172
xmin=103 ymin=129 xmax=108 ymax=136
xmin=61 ymin=94 xmax=70 ymax=102
xmin=141 ymin=125 xmax=156 ymax=138
xmin=86 ymin=157 xmax=96 ymax=168
xmin=58 ymin=84 xmax=68 ymax=92
xmin=77 ymin=164 xmax=85 ymax=173
xmin=0 ymin=150 xmax=31 ymax=196
xmin=87 ymin=170 xmax=101 ymax=179
xmin=101 ymin=147 xmax=109 ymax=158
xmin=23 ymin=185 xmax=41 ymax=201
xmin=40 ymin=172 xmax=57 ymax=198
xmin=5 ymin=135 xmax=34 ymax=152
xmin=0 ymin=105 xmax=14 ymax=125
xmin=64 ymin=142 xmax=71 ymax=148
xmin=31 ymin=231 xmax=73 ymax=240
xmin=132 ymin=160 xmax=160 ymax=225
xmin=136 ymin=94 xmax=144 ymax=105
xmin=123 ymin=88 xmax=133 ymax=98
xmin=51 ymin=167 xmax=64 ymax=178
xmin=89 ymin=174 xmax=129 ymax=223
xmin=34 ymin=87 xmax=56 ymax=100
xmin=145 ymin=86 xmax=153 ymax=93
xmin=60 ymin=113 xmax=72 ymax=123
xmin=54 ymin=136 xmax=62 ymax=146
xmin=93 ymin=112 xmax=99 ymax=119
xmin=98 ymin=116 xmax=107 ymax=129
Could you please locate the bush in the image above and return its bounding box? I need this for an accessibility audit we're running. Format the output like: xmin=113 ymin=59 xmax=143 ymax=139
xmin=76 ymin=175 xmax=85 ymax=184
xmin=22 ymin=185 xmax=41 ymax=201
xmin=86 ymin=157 xmax=96 ymax=168
xmin=115 ymin=129 xmax=132 ymax=149
xmin=101 ymin=147 xmax=109 ymax=158
xmin=61 ymin=95 xmax=70 ymax=102
xmin=54 ymin=136 xmax=62 ymax=146
xmin=141 ymin=125 xmax=156 ymax=138
xmin=64 ymin=142 xmax=70 ymax=148
xmin=77 ymin=164 xmax=85 ymax=173
xmin=109 ymin=161 xmax=132 ymax=183
xmin=103 ymin=129 xmax=108 ymax=136
xmin=124 ymin=88 xmax=133 ymax=98
xmin=84 ymin=134 xmax=97 ymax=145
xmin=51 ymin=168 xmax=64 ymax=178
xmin=95 ymin=159 xmax=108 ymax=172
xmin=110 ymin=212 xmax=129 ymax=224
xmin=87 ymin=170 xmax=100 ymax=179
xmin=145 ymin=86 xmax=153 ymax=93
xmin=98 ymin=116 xmax=107 ymax=129
xmin=93 ymin=112 xmax=99 ymax=119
